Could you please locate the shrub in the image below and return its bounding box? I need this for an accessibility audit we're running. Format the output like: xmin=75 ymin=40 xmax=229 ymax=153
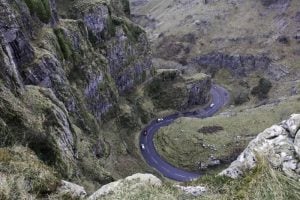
xmin=234 ymin=89 xmax=250 ymax=105
xmin=251 ymin=78 xmax=272 ymax=100
xmin=24 ymin=0 xmax=51 ymax=23
xmin=121 ymin=0 xmax=130 ymax=16
xmin=198 ymin=125 xmax=224 ymax=134
xmin=54 ymin=28 xmax=72 ymax=60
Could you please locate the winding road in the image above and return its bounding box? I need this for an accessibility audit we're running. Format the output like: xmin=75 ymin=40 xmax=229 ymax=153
xmin=139 ymin=85 xmax=230 ymax=182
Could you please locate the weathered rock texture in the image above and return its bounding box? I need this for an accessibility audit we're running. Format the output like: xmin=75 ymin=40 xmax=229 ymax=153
xmin=0 ymin=0 xmax=152 ymax=190
xmin=88 ymin=173 xmax=162 ymax=200
xmin=57 ymin=180 xmax=87 ymax=199
xmin=192 ymin=52 xmax=272 ymax=77
xmin=147 ymin=69 xmax=211 ymax=110
xmin=220 ymin=114 xmax=300 ymax=179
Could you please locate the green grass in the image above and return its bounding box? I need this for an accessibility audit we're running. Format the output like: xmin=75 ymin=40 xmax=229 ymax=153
xmin=0 ymin=146 xmax=60 ymax=199
xmin=193 ymin=159 xmax=300 ymax=200
xmin=24 ymin=0 xmax=51 ymax=23
xmin=154 ymin=95 xmax=300 ymax=171
xmin=53 ymin=28 xmax=73 ymax=60
xmin=85 ymin=159 xmax=300 ymax=200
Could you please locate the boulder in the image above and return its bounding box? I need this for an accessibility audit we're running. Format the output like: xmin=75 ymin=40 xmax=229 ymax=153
xmin=57 ymin=180 xmax=87 ymax=199
xmin=175 ymin=185 xmax=206 ymax=196
xmin=88 ymin=173 xmax=162 ymax=200
xmin=220 ymin=114 xmax=300 ymax=179
xmin=192 ymin=52 xmax=271 ymax=77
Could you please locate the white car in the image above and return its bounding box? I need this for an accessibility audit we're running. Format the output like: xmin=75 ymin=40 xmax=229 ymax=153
xmin=140 ymin=144 xmax=145 ymax=150
xmin=156 ymin=118 xmax=164 ymax=123
xmin=210 ymin=103 xmax=215 ymax=108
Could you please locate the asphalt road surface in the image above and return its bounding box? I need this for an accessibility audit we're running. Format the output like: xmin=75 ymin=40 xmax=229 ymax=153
xmin=139 ymin=85 xmax=230 ymax=182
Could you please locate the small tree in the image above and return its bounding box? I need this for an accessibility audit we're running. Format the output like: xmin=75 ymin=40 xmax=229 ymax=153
xmin=251 ymin=78 xmax=272 ymax=100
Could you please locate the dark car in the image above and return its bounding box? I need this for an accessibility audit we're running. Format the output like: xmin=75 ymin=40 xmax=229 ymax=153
xmin=143 ymin=130 xmax=147 ymax=136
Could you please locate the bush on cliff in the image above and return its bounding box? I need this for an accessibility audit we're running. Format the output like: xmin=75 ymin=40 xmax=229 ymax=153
xmin=24 ymin=0 xmax=51 ymax=23
xmin=251 ymin=78 xmax=272 ymax=100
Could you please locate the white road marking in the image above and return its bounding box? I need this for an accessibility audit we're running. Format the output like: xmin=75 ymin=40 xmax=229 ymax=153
xmin=151 ymin=157 xmax=159 ymax=164
xmin=161 ymin=166 xmax=170 ymax=172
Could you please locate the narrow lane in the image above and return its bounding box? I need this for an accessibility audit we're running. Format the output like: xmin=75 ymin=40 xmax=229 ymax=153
xmin=139 ymin=85 xmax=230 ymax=182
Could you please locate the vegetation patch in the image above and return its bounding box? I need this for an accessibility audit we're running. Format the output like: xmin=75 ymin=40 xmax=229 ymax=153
xmin=198 ymin=125 xmax=224 ymax=134
xmin=24 ymin=0 xmax=51 ymax=23
xmin=0 ymin=146 xmax=59 ymax=199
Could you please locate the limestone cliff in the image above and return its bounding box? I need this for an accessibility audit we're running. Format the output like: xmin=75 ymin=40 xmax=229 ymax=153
xmin=0 ymin=0 xmax=153 ymax=194
xmin=146 ymin=69 xmax=211 ymax=111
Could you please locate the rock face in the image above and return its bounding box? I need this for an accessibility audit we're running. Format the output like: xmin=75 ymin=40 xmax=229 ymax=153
xmin=88 ymin=173 xmax=162 ymax=200
xmin=0 ymin=0 xmax=152 ymax=188
xmin=147 ymin=69 xmax=211 ymax=110
xmin=220 ymin=114 xmax=300 ymax=179
xmin=175 ymin=185 xmax=206 ymax=197
xmin=261 ymin=0 xmax=291 ymax=7
xmin=192 ymin=52 xmax=271 ymax=77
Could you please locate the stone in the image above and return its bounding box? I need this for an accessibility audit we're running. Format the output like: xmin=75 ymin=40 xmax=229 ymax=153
xmin=88 ymin=173 xmax=162 ymax=200
xmin=281 ymin=114 xmax=300 ymax=137
xmin=220 ymin=114 xmax=300 ymax=179
xmin=175 ymin=185 xmax=206 ymax=196
xmin=294 ymin=130 xmax=300 ymax=156
xmin=57 ymin=180 xmax=87 ymax=198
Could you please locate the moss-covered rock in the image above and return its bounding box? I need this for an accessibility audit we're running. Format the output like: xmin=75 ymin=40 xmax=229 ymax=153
xmin=0 ymin=0 xmax=155 ymax=194
xmin=0 ymin=146 xmax=60 ymax=199
xmin=147 ymin=69 xmax=211 ymax=110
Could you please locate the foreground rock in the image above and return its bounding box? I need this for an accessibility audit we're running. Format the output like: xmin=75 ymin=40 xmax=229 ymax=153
xmin=220 ymin=114 xmax=300 ymax=179
xmin=57 ymin=180 xmax=87 ymax=199
xmin=88 ymin=173 xmax=162 ymax=200
xmin=147 ymin=69 xmax=211 ymax=110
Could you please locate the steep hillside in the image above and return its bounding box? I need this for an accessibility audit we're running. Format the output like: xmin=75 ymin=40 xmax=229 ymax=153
xmin=0 ymin=0 xmax=214 ymax=198
xmin=0 ymin=0 xmax=156 ymax=195
xmin=131 ymin=0 xmax=300 ymax=105
xmin=85 ymin=114 xmax=300 ymax=200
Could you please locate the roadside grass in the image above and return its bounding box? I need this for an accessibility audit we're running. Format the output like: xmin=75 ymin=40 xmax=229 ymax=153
xmin=154 ymin=95 xmax=300 ymax=171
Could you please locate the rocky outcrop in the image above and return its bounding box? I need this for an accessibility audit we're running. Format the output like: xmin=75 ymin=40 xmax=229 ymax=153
xmin=220 ymin=114 xmax=300 ymax=179
xmin=147 ymin=69 xmax=211 ymax=110
xmin=261 ymin=0 xmax=291 ymax=8
xmin=88 ymin=173 xmax=162 ymax=200
xmin=57 ymin=180 xmax=87 ymax=199
xmin=192 ymin=52 xmax=271 ymax=77
xmin=0 ymin=0 xmax=153 ymax=190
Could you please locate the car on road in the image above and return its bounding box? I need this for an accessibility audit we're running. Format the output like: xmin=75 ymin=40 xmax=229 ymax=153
xmin=140 ymin=144 xmax=145 ymax=150
xmin=143 ymin=130 xmax=147 ymax=136
xmin=210 ymin=103 xmax=215 ymax=108
xmin=156 ymin=118 xmax=164 ymax=123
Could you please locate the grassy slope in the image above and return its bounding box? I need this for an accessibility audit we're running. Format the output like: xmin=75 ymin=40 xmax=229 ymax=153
xmin=132 ymin=0 xmax=300 ymax=105
xmin=95 ymin=159 xmax=300 ymax=200
xmin=154 ymin=95 xmax=300 ymax=171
